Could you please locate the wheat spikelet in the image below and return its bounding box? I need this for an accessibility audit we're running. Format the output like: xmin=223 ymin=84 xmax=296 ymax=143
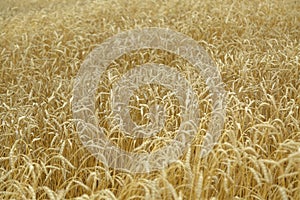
xmin=42 ymin=186 xmax=57 ymax=200
xmin=248 ymin=167 xmax=262 ymax=186
xmin=28 ymin=185 xmax=36 ymax=200
xmin=278 ymin=186 xmax=288 ymax=200
xmin=195 ymin=170 xmax=203 ymax=199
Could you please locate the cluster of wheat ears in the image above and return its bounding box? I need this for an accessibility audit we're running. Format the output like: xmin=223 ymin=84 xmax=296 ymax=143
xmin=0 ymin=0 xmax=299 ymax=199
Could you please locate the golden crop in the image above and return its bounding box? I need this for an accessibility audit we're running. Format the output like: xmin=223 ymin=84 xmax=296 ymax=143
xmin=0 ymin=0 xmax=299 ymax=199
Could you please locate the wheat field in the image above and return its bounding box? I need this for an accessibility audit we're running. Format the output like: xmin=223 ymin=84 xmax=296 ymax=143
xmin=0 ymin=0 xmax=299 ymax=199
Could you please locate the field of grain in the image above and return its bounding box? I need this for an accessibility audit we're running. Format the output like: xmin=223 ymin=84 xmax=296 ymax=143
xmin=0 ymin=0 xmax=299 ymax=199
